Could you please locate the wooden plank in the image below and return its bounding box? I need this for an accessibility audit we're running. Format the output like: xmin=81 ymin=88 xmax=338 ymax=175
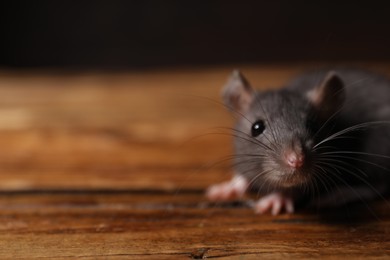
xmin=0 ymin=192 xmax=388 ymax=259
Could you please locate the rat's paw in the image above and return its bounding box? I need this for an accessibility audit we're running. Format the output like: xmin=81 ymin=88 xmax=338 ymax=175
xmin=253 ymin=192 xmax=294 ymax=215
xmin=206 ymin=175 xmax=248 ymax=201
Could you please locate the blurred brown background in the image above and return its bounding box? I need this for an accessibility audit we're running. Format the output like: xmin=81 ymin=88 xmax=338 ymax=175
xmin=2 ymin=0 xmax=390 ymax=69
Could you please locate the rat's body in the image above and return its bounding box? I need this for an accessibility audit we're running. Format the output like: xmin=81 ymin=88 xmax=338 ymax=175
xmin=206 ymin=68 xmax=390 ymax=214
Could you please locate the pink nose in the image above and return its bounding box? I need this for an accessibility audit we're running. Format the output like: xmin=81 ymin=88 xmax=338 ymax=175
xmin=285 ymin=151 xmax=304 ymax=169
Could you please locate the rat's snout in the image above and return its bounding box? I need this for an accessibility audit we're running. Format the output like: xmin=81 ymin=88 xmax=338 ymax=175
xmin=284 ymin=150 xmax=305 ymax=169
xmin=283 ymin=139 xmax=305 ymax=169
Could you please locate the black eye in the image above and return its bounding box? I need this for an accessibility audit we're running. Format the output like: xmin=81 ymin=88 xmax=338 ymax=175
xmin=251 ymin=120 xmax=265 ymax=137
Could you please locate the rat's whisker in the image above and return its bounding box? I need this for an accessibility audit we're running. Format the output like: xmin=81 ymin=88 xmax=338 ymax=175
xmin=200 ymin=153 xmax=269 ymax=172
xmin=311 ymin=145 xmax=338 ymax=152
xmin=313 ymin=121 xmax=390 ymax=149
xmin=312 ymin=165 xmax=333 ymax=194
xmin=247 ymin=169 xmax=274 ymax=189
xmin=322 ymin=151 xmax=390 ymax=160
xmin=207 ymin=127 xmax=276 ymax=152
xmin=227 ymin=128 xmax=278 ymax=152
xmin=318 ymin=161 xmax=390 ymax=207
xmin=319 ymin=154 xmax=390 ymax=172
xmin=323 ymin=169 xmax=381 ymax=220
xmin=316 ymin=157 xmax=369 ymax=177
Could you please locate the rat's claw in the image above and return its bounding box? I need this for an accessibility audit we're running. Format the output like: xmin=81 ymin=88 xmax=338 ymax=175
xmin=206 ymin=175 xmax=248 ymax=201
xmin=253 ymin=192 xmax=294 ymax=215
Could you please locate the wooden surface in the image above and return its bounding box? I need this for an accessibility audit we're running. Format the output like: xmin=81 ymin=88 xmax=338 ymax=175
xmin=0 ymin=64 xmax=389 ymax=259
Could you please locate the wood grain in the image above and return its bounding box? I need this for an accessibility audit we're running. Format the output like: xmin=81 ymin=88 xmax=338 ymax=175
xmin=0 ymin=64 xmax=389 ymax=259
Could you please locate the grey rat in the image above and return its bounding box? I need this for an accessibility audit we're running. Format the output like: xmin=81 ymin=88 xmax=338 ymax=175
xmin=206 ymin=68 xmax=390 ymax=215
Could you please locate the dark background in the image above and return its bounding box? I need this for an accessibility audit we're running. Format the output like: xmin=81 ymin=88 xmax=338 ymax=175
xmin=1 ymin=0 xmax=390 ymax=69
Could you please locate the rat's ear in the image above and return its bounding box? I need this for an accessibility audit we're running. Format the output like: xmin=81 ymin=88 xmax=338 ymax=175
xmin=222 ymin=70 xmax=254 ymax=113
xmin=307 ymin=71 xmax=346 ymax=117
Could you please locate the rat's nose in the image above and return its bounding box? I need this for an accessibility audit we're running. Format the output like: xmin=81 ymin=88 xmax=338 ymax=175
xmin=284 ymin=150 xmax=305 ymax=169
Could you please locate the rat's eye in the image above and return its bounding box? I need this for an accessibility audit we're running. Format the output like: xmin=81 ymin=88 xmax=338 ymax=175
xmin=251 ymin=120 xmax=265 ymax=137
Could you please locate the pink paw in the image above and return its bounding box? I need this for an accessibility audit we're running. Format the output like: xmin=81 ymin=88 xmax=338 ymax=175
xmin=206 ymin=175 xmax=248 ymax=201
xmin=253 ymin=192 xmax=294 ymax=215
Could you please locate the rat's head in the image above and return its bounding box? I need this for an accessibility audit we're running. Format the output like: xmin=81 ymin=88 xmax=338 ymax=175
xmin=223 ymin=70 xmax=345 ymax=190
